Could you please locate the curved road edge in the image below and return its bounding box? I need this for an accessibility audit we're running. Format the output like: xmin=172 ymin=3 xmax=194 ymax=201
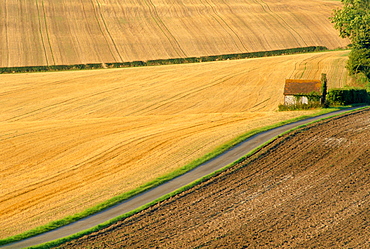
xmin=2 ymin=106 xmax=368 ymax=249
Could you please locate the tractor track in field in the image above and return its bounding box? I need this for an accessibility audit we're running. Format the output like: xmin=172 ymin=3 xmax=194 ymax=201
xmin=35 ymin=0 xmax=52 ymax=66
xmin=200 ymin=0 xmax=247 ymax=52
xmin=39 ymin=0 xmax=56 ymax=65
xmin=143 ymin=0 xmax=187 ymax=58
xmin=94 ymin=0 xmax=124 ymax=62
xmin=253 ymin=0 xmax=307 ymax=47
xmin=89 ymin=0 xmax=122 ymax=62
xmin=1 ymin=106 xmax=367 ymax=249
xmin=3 ymin=0 xmax=10 ymax=67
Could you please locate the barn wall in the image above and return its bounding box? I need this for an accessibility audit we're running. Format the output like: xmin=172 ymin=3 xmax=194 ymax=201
xmin=284 ymin=95 xmax=309 ymax=105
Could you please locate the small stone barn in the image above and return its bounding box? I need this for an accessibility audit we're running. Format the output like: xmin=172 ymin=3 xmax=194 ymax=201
xmin=284 ymin=79 xmax=322 ymax=105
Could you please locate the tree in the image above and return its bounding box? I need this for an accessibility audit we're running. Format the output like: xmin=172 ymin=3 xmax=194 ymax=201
xmin=321 ymin=73 xmax=328 ymax=107
xmin=331 ymin=0 xmax=370 ymax=79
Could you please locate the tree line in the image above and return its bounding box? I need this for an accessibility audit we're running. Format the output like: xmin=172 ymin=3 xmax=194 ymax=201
xmin=331 ymin=0 xmax=370 ymax=84
xmin=0 ymin=46 xmax=327 ymax=74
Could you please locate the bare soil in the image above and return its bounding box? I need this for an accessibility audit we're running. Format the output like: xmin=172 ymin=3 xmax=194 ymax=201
xmin=57 ymin=108 xmax=370 ymax=248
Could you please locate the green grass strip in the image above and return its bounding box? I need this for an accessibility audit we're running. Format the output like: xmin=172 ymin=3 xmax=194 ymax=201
xmin=1 ymin=105 xmax=367 ymax=247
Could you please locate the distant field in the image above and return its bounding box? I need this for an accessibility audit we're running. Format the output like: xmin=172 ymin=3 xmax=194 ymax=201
xmin=1 ymin=0 xmax=348 ymax=67
xmin=0 ymin=50 xmax=355 ymax=238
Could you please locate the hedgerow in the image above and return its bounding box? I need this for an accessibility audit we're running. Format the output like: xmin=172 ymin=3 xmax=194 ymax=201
xmin=0 ymin=46 xmax=327 ymax=74
xmin=327 ymin=88 xmax=370 ymax=105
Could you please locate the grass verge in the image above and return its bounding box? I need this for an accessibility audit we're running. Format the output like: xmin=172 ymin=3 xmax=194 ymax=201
xmin=1 ymin=105 xmax=366 ymax=248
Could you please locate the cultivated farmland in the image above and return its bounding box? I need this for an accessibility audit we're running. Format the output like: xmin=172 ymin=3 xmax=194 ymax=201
xmin=1 ymin=0 xmax=348 ymax=67
xmin=57 ymin=108 xmax=370 ymax=249
xmin=0 ymin=50 xmax=356 ymax=238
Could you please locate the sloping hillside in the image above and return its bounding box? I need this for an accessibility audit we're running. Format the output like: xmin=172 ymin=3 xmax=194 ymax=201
xmin=0 ymin=50 xmax=355 ymax=238
xmin=1 ymin=0 xmax=348 ymax=67
xmin=57 ymin=108 xmax=370 ymax=249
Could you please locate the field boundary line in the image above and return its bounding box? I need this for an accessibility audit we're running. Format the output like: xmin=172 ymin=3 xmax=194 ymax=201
xmin=0 ymin=46 xmax=330 ymax=74
xmin=1 ymin=105 xmax=368 ymax=249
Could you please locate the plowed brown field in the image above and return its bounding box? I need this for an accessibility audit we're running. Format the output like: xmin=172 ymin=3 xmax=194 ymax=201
xmin=0 ymin=50 xmax=356 ymax=238
xmin=1 ymin=0 xmax=348 ymax=67
xmin=57 ymin=108 xmax=370 ymax=249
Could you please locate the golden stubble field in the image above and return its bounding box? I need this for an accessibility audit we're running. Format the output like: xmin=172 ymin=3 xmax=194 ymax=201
xmin=1 ymin=0 xmax=348 ymax=67
xmin=0 ymin=50 xmax=355 ymax=238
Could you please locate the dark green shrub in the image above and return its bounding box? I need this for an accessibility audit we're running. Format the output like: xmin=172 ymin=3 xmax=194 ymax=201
xmin=327 ymin=88 xmax=370 ymax=105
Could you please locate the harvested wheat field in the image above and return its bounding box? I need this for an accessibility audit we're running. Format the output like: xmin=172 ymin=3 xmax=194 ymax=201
xmin=1 ymin=0 xmax=348 ymax=67
xmin=0 ymin=50 xmax=355 ymax=238
xmin=57 ymin=108 xmax=370 ymax=249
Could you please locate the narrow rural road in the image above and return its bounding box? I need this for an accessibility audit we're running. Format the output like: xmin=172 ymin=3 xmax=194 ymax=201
xmin=2 ymin=107 xmax=364 ymax=249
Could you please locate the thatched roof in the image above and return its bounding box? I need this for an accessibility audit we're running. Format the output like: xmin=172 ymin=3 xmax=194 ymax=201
xmin=284 ymin=79 xmax=322 ymax=95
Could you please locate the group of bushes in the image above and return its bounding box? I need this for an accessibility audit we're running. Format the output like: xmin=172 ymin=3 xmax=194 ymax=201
xmin=327 ymin=88 xmax=369 ymax=105
xmin=279 ymin=88 xmax=370 ymax=111
xmin=278 ymin=102 xmax=322 ymax=111
xmin=0 ymin=46 xmax=327 ymax=74
xmin=0 ymin=63 xmax=105 ymax=74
